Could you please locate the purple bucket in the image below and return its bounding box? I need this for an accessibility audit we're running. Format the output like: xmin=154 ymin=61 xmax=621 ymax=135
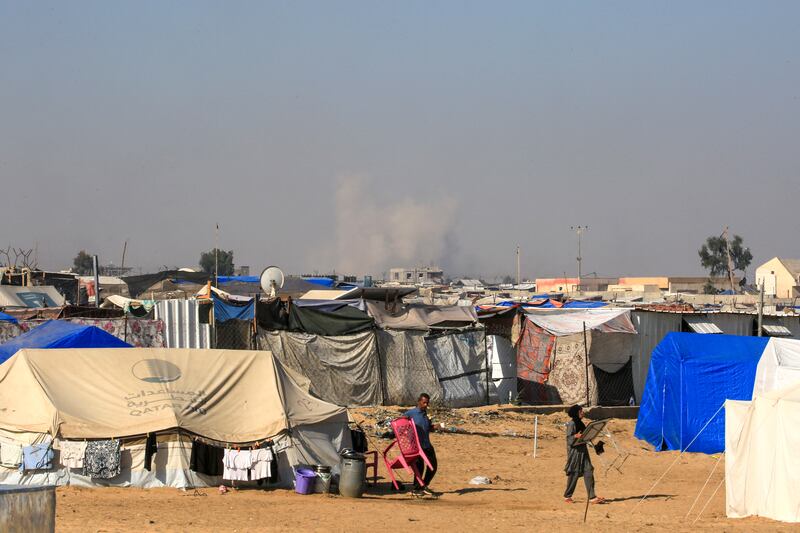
xmin=294 ymin=468 xmax=316 ymax=495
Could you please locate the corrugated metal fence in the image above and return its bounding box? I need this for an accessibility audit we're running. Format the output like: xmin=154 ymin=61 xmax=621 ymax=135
xmin=155 ymin=300 xmax=210 ymax=349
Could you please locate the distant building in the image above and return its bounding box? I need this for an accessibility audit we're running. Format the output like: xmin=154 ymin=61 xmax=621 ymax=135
xmin=535 ymin=277 xmax=579 ymax=293
xmin=452 ymin=279 xmax=484 ymax=291
xmin=668 ymin=276 xmax=739 ymax=294
xmin=756 ymin=257 xmax=800 ymax=298
xmin=617 ymin=277 xmax=670 ymax=291
xmin=388 ymin=266 xmax=444 ymax=285
xmin=578 ymin=277 xmax=619 ymax=292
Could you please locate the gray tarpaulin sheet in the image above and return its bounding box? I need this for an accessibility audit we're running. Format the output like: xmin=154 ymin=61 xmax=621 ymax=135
xmin=376 ymin=329 xmax=444 ymax=406
xmin=589 ymin=331 xmax=635 ymax=373
xmin=424 ymin=329 xmax=490 ymax=407
xmin=367 ymin=302 xmax=478 ymax=331
xmin=524 ymin=309 xmax=636 ymax=336
xmin=258 ymin=329 xmax=383 ymax=406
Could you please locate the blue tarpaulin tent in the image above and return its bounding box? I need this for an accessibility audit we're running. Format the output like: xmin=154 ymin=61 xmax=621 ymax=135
xmin=634 ymin=332 xmax=768 ymax=454
xmin=0 ymin=320 xmax=131 ymax=364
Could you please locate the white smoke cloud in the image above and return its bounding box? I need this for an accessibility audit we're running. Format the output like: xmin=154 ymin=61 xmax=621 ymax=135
xmin=314 ymin=174 xmax=459 ymax=276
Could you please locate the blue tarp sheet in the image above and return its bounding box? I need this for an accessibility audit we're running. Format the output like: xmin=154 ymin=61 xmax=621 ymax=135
xmin=0 ymin=312 xmax=18 ymax=324
xmin=212 ymin=294 xmax=255 ymax=322
xmin=217 ymin=276 xmax=260 ymax=284
xmin=634 ymin=332 xmax=768 ymax=454
xmin=0 ymin=320 xmax=131 ymax=364
xmin=303 ymin=277 xmax=336 ymax=288
xmin=562 ymin=300 xmax=607 ymax=308
xmin=495 ymin=299 xmax=559 ymax=308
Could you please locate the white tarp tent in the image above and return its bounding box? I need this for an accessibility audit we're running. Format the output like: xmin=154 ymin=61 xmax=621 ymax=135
xmin=726 ymin=382 xmax=800 ymax=523
xmin=753 ymin=337 xmax=800 ymax=396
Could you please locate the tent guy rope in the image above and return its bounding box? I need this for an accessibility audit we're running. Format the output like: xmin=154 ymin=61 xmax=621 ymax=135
xmin=685 ymin=452 xmax=724 ymax=519
xmin=635 ymin=402 xmax=725 ymax=509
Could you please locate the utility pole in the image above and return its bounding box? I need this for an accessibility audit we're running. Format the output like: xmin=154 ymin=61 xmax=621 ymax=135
xmin=92 ymin=255 xmax=100 ymax=308
xmin=215 ymin=223 xmax=219 ymax=287
xmin=121 ymin=240 xmax=128 ymax=269
xmin=722 ymin=226 xmax=736 ymax=294
xmin=516 ymin=245 xmax=521 ymax=297
xmin=570 ymin=226 xmax=589 ymax=285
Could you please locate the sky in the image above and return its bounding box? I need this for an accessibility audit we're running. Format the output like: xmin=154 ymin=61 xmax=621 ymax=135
xmin=1 ymin=1 xmax=798 ymax=281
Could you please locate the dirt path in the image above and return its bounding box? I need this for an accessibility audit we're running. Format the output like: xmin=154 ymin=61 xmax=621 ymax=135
xmin=55 ymin=409 xmax=792 ymax=532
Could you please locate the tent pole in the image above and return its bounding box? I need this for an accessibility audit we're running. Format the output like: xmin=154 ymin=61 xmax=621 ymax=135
xmin=583 ymin=322 xmax=590 ymax=406
xmin=373 ymin=328 xmax=388 ymax=406
xmin=757 ymin=283 xmax=764 ymax=337
xmin=252 ymin=293 xmax=258 ymax=350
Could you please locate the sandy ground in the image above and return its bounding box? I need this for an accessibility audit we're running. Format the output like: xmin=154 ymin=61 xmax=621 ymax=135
xmin=55 ymin=406 xmax=795 ymax=532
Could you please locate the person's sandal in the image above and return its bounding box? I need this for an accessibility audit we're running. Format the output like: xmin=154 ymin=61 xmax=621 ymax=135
xmin=564 ymin=497 xmax=574 ymax=504
xmin=590 ymin=497 xmax=606 ymax=504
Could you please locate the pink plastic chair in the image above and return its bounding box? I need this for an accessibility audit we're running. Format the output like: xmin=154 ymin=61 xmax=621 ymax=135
xmin=382 ymin=416 xmax=434 ymax=490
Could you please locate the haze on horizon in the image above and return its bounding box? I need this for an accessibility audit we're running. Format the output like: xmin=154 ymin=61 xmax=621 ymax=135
xmin=1 ymin=1 xmax=798 ymax=282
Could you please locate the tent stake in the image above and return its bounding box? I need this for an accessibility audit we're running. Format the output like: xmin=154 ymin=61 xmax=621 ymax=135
xmin=533 ymin=415 xmax=538 ymax=458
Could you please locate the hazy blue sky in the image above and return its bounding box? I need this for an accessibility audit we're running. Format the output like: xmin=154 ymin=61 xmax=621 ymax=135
xmin=1 ymin=1 xmax=798 ymax=280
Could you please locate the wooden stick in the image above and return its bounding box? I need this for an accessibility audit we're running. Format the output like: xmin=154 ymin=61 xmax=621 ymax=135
xmin=583 ymin=492 xmax=590 ymax=522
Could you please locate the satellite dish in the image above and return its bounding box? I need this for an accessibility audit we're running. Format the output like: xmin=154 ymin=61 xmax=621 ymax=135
xmin=260 ymin=266 xmax=285 ymax=298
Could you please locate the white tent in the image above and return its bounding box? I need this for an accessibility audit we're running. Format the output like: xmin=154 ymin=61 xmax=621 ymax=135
xmin=726 ymin=382 xmax=800 ymax=523
xmin=752 ymin=337 xmax=800 ymax=396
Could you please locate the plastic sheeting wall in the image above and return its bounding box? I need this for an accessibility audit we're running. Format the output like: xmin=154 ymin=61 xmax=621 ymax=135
xmin=377 ymin=329 xmax=443 ymax=406
xmin=424 ymin=330 xmax=490 ymax=408
xmin=257 ymin=329 xmax=383 ymax=406
xmin=155 ymin=300 xmax=210 ymax=349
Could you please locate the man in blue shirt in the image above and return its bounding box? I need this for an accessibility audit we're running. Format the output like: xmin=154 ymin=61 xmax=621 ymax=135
xmin=403 ymin=392 xmax=439 ymax=496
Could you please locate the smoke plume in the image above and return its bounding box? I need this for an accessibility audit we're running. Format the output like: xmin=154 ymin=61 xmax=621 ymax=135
xmin=319 ymin=175 xmax=460 ymax=277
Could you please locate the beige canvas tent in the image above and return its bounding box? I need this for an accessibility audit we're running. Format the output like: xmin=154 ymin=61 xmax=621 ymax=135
xmin=726 ymin=382 xmax=800 ymax=523
xmin=0 ymin=348 xmax=350 ymax=488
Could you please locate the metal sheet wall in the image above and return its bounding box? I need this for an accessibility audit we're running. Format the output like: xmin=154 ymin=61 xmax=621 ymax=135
xmin=709 ymin=313 xmax=754 ymax=336
xmin=630 ymin=311 xmax=683 ymax=404
xmin=773 ymin=315 xmax=800 ymax=339
xmin=154 ymin=300 xmax=210 ymax=349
